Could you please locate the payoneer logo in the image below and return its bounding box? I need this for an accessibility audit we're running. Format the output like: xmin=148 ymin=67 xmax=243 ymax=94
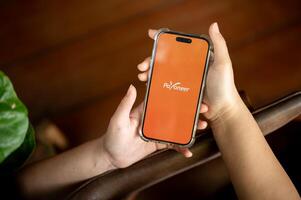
xmin=163 ymin=81 xmax=190 ymax=92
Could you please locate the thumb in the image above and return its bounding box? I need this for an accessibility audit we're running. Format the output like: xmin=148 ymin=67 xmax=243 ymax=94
xmin=130 ymin=102 xmax=144 ymax=120
xmin=113 ymin=84 xmax=137 ymax=120
xmin=209 ymin=22 xmax=231 ymax=67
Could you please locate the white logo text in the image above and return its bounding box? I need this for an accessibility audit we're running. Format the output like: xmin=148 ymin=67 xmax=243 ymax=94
xmin=162 ymin=81 xmax=190 ymax=92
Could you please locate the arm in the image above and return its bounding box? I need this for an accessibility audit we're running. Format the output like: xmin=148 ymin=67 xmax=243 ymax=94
xmin=211 ymin=91 xmax=299 ymax=200
xmin=17 ymin=138 xmax=114 ymax=199
xmin=17 ymin=85 xmax=207 ymax=199
xmin=139 ymin=23 xmax=300 ymax=200
xmin=207 ymin=23 xmax=299 ymax=200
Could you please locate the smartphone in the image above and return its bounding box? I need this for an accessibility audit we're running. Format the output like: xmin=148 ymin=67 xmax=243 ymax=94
xmin=139 ymin=29 xmax=211 ymax=147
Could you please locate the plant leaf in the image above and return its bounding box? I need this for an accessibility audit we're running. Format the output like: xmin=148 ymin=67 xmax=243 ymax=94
xmin=0 ymin=124 xmax=35 ymax=173
xmin=0 ymin=71 xmax=35 ymax=170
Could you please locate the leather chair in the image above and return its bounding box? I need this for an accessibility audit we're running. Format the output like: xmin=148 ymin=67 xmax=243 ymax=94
xmin=68 ymin=91 xmax=301 ymax=200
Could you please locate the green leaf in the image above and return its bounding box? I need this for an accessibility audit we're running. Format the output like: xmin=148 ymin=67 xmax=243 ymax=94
xmin=0 ymin=71 xmax=35 ymax=170
xmin=0 ymin=124 xmax=35 ymax=173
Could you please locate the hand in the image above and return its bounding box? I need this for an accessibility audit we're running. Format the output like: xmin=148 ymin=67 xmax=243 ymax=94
xmin=101 ymin=84 xmax=208 ymax=169
xmin=137 ymin=23 xmax=240 ymax=123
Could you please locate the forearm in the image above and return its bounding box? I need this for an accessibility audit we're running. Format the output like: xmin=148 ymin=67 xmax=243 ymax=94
xmin=17 ymin=137 xmax=115 ymax=199
xmin=211 ymin=92 xmax=299 ymax=200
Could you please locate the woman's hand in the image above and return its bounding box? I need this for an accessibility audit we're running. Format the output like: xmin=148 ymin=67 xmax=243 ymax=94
xmin=100 ymin=25 xmax=239 ymax=169
xmin=101 ymin=83 xmax=209 ymax=168
xmin=137 ymin=23 xmax=240 ymax=123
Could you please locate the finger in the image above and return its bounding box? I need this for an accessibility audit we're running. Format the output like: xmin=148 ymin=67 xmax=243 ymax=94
xmin=148 ymin=29 xmax=158 ymax=40
xmin=129 ymin=102 xmax=144 ymax=128
xmin=113 ymin=84 xmax=137 ymax=120
xmin=130 ymin=102 xmax=144 ymax=120
xmin=197 ymin=120 xmax=208 ymax=130
xmin=155 ymin=143 xmax=168 ymax=150
xmin=137 ymin=57 xmax=150 ymax=72
xmin=157 ymin=143 xmax=192 ymax=157
xmin=209 ymin=22 xmax=231 ymax=66
xmin=138 ymin=72 xmax=148 ymax=82
xmin=174 ymin=146 xmax=193 ymax=158
xmin=199 ymin=103 xmax=209 ymax=113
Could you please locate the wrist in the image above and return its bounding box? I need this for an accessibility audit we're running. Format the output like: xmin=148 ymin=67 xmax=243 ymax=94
xmin=94 ymin=138 xmax=117 ymax=173
xmin=210 ymin=89 xmax=243 ymax=128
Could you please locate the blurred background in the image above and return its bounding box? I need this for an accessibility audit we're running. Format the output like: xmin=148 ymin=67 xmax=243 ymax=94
xmin=0 ymin=0 xmax=300 ymax=199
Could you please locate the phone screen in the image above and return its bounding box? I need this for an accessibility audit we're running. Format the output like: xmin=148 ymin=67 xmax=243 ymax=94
xmin=141 ymin=31 xmax=210 ymax=146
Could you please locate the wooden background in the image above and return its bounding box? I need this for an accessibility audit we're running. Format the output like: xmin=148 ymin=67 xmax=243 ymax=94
xmin=1 ymin=0 xmax=301 ymax=146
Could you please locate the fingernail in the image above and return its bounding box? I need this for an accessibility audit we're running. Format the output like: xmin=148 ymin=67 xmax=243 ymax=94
xmin=201 ymin=105 xmax=208 ymax=113
xmin=213 ymin=22 xmax=220 ymax=33
xmin=202 ymin=121 xmax=208 ymax=129
xmin=142 ymin=61 xmax=147 ymax=68
xmin=187 ymin=151 xmax=193 ymax=157
xmin=127 ymin=84 xmax=133 ymax=95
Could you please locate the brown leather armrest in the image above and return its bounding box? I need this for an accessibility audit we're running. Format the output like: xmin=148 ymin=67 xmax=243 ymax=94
xmin=68 ymin=92 xmax=301 ymax=200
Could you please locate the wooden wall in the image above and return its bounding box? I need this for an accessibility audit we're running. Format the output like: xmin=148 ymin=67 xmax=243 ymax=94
xmin=1 ymin=0 xmax=300 ymax=146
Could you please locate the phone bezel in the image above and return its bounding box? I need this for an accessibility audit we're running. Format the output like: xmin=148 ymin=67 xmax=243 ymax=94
xmin=139 ymin=28 xmax=212 ymax=148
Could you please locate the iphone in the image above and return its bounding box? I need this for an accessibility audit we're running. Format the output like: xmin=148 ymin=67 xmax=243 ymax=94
xmin=139 ymin=29 xmax=211 ymax=147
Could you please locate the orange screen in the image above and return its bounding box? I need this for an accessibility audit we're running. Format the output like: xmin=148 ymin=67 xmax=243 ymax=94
xmin=142 ymin=32 xmax=209 ymax=145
